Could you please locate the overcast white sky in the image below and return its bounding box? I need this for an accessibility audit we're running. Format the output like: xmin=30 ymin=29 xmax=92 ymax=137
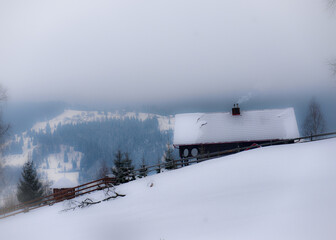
xmin=0 ymin=0 xmax=335 ymax=105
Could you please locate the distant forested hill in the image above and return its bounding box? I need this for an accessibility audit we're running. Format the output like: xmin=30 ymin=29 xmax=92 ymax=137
xmin=30 ymin=117 xmax=172 ymax=181
xmin=3 ymin=112 xmax=175 ymax=183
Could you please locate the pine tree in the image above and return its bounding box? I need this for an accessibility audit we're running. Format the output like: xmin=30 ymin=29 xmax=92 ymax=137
xmin=164 ymin=145 xmax=176 ymax=170
xmin=111 ymin=150 xmax=124 ymax=184
xmin=138 ymin=156 xmax=148 ymax=178
xmin=45 ymin=122 xmax=51 ymax=135
xmin=17 ymin=161 xmax=44 ymax=203
xmin=123 ymin=152 xmax=135 ymax=182
xmin=111 ymin=151 xmax=135 ymax=184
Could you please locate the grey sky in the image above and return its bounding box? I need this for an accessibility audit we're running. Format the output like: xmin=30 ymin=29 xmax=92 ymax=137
xmin=0 ymin=0 xmax=335 ymax=105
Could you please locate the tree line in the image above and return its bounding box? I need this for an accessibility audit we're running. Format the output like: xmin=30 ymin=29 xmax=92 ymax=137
xmin=97 ymin=143 xmax=177 ymax=185
xmin=25 ymin=116 xmax=173 ymax=182
xmin=13 ymin=144 xmax=176 ymax=205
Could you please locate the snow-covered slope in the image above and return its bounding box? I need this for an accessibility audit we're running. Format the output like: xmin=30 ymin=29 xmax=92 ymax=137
xmin=1 ymin=138 xmax=336 ymax=240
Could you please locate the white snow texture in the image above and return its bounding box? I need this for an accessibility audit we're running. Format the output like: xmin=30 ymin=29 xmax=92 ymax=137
xmin=174 ymin=108 xmax=300 ymax=145
xmin=1 ymin=138 xmax=336 ymax=240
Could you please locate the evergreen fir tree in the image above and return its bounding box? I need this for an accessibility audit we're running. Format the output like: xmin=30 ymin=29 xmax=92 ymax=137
xmin=123 ymin=152 xmax=135 ymax=182
xmin=138 ymin=156 xmax=148 ymax=178
xmin=45 ymin=122 xmax=51 ymax=135
xmin=17 ymin=160 xmax=44 ymax=203
xmin=164 ymin=145 xmax=176 ymax=170
xmin=111 ymin=150 xmax=125 ymax=184
xmin=111 ymin=150 xmax=135 ymax=184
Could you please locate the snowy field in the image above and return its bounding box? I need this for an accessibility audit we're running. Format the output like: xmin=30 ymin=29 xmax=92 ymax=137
xmin=1 ymin=138 xmax=336 ymax=240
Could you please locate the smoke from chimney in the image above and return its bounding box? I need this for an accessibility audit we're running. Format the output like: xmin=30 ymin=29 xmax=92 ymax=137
xmin=237 ymin=92 xmax=252 ymax=105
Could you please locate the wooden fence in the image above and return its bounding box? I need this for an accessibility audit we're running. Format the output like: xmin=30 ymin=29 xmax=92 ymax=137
xmin=139 ymin=131 xmax=336 ymax=174
xmin=1 ymin=131 xmax=336 ymax=219
xmin=0 ymin=177 xmax=115 ymax=219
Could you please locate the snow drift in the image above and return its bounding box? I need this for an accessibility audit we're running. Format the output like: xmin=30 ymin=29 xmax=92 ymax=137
xmin=1 ymin=138 xmax=336 ymax=240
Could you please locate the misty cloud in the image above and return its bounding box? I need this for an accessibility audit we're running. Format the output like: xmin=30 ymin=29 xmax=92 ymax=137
xmin=0 ymin=0 xmax=335 ymax=104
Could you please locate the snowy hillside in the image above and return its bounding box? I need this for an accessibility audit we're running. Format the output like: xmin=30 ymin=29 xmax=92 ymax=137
xmin=3 ymin=110 xmax=174 ymax=185
xmin=2 ymin=138 xmax=336 ymax=240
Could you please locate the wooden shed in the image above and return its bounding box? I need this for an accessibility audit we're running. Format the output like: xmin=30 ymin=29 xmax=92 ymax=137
xmin=173 ymin=105 xmax=300 ymax=158
xmin=51 ymin=177 xmax=76 ymax=201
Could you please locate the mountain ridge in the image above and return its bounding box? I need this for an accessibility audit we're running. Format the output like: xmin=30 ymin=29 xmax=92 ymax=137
xmin=3 ymin=109 xmax=175 ymax=187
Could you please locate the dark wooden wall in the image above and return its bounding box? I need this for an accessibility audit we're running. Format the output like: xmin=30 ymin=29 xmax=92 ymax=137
xmin=178 ymin=139 xmax=294 ymax=158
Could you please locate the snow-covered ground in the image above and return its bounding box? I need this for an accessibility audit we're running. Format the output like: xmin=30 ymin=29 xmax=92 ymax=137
xmin=38 ymin=145 xmax=82 ymax=185
xmin=1 ymin=138 xmax=336 ymax=240
xmin=3 ymin=140 xmax=82 ymax=185
xmin=3 ymin=135 xmax=35 ymax=167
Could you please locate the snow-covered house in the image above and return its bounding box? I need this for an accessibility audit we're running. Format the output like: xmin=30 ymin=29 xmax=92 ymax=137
xmin=51 ymin=177 xmax=76 ymax=201
xmin=173 ymin=105 xmax=300 ymax=158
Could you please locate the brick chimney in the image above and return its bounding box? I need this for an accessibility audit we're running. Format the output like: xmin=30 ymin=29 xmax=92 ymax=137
xmin=232 ymin=104 xmax=240 ymax=116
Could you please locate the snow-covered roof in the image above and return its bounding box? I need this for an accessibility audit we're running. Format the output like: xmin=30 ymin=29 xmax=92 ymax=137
xmin=173 ymin=108 xmax=300 ymax=146
xmin=51 ymin=177 xmax=76 ymax=189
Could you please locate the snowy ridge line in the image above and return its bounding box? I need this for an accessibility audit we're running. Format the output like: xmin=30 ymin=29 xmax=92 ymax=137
xmin=31 ymin=109 xmax=174 ymax=133
xmin=2 ymin=131 xmax=335 ymax=219
xmin=0 ymin=177 xmax=116 ymax=219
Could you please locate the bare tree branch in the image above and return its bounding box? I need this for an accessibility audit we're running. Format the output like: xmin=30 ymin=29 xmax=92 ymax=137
xmin=302 ymin=98 xmax=326 ymax=137
xmin=325 ymin=1 xmax=336 ymax=76
xmin=61 ymin=187 xmax=125 ymax=212
xmin=102 ymin=192 xmax=126 ymax=201
xmin=0 ymin=84 xmax=8 ymax=195
xmin=97 ymin=160 xmax=109 ymax=179
xmin=328 ymin=0 xmax=336 ymax=9
xmin=0 ymin=85 xmax=9 ymax=139
xmin=331 ymin=61 xmax=336 ymax=76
